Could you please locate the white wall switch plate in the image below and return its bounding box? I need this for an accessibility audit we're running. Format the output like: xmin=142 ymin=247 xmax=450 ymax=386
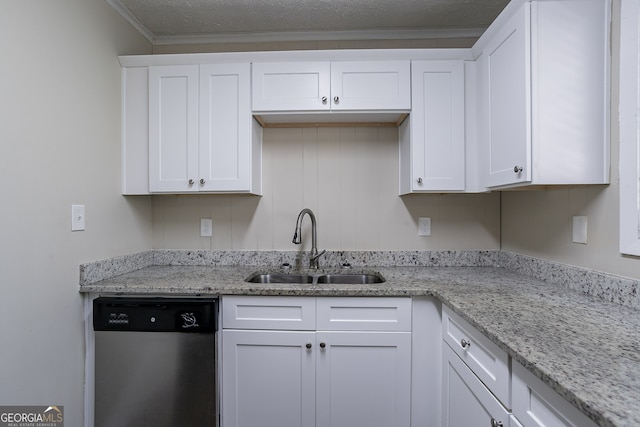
xmin=418 ymin=217 xmax=431 ymax=236
xmin=71 ymin=205 xmax=85 ymax=231
xmin=200 ymin=218 xmax=213 ymax=237
xmin=572 ymin=216 xmax=588 ymax=244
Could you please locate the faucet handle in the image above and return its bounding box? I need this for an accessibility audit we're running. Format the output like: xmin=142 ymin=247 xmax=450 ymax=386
xmin=309 ymin=249 xmax=327 ymax=269
xmin=312 ymin=249 xmax=327 ymax=260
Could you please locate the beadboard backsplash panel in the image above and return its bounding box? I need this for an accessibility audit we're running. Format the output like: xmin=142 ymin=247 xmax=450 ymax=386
xmin=151 ymin=127 xmax=501 ymax=251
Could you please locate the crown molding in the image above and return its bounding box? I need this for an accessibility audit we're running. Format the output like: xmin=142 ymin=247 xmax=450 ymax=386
xmin=151 ymin=28 xmax=485 ymax=46
xmin=107 ymin=0 xmax=485 ymax=46
xmin=107 ymin=0 xmax=155 ymax=42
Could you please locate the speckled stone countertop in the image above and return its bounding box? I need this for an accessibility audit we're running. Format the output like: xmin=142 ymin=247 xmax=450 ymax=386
xmin=80 ymin=261 xmax=640 ymax=427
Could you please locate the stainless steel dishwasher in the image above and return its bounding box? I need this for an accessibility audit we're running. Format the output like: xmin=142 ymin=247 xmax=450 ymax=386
xmin=93 ymin=297 xmax=218 ymax=427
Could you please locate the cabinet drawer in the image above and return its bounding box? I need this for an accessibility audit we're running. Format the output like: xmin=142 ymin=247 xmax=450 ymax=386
xmin=512 ymin=361 xmax=597 ymax=427
xmin=442 ymin=305 xmax=510 ymax=407
xmin=443 ymin=344 xmax=510 ymax=427
xmin=317 ymin=297 xmax=411 ymax=331
xmin=222 ymin=296 xmax=316 ymax=330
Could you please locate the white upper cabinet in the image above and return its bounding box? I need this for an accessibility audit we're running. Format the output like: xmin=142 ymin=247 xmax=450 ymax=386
xmin=329 ymin=61 xmax=411 ymax=111
xmin=143 ymin=63 xmax=261 ymax=194
xmin=148 ymin=65 xmax=200 ymax=193
xmin=475 ymin=0 xmax=610 ymax=189
xmin=252 ymin=60 xmax=410 ymax=112
xmin=251 ymin=62 xmax=331 ymax=112
xmin=199 ymin=63 xmax=260 ymax=193
xmin=478 ymin=4 xmax=531 ymax=188
xmin=400 ymin=60 xmax=466 ymax=193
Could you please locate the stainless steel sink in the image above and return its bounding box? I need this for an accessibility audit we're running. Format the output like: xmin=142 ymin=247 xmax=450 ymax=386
xmin=315 ymin=273 xmax=385 ymax=284
xmin=245 ymin=272 xmax=385 ymax=284
xmin=245 ymin=273 xmax=314 ymax=284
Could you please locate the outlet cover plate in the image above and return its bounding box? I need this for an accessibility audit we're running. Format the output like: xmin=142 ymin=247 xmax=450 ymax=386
xmin=200 ymin=218 xmax=213 ymax=237
xmin=572 ymin=216 xmax=587 ymax=244
xmin=418 ymin=217 xmax=431 ymax=236
xmin=71 ymin=205 xmax=85 ymax=231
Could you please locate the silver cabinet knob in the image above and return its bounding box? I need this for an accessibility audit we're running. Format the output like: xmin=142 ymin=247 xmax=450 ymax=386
xmin=200 ymin=178 xmax=205 ymax=185
xmin=306 ymin=343 xmax=312 ymax=350
xmin=514 ymin=166 xmax=523 ymax=173
xmin=460 ymin=339 xmax=471 ymax=349
xmin=490 ymin=418 xmax=503 ymax=427
xmin=321 ymin=96 xmax=328 ymax=104
xmin=188 ymin=179 xmax=195 ymax=185
xmin=333 ymin=96 xmax=340 ymax=104
xmin=417 ymin=177 xmax=423 ymax=184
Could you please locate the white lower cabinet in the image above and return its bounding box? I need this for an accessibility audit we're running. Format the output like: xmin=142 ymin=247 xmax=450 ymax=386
xmin=221 ymin=297 xmax=598 ymax=427
xmin=442 ymin=305 xmax=510 ymax=406
xmin=221 ymin=296 xmax=412 ymax=427
xmin=315 ymin=331 xmax=411 ymax=427
xmin=222 ymin=329 xmax=316 ymax=427
xmin=442 ymin=344 xmax=510 ymax=427
xmin=512 ymin=361 xmax=598 ymax=427
xmin=442 ymin=303 xmax=599 ymax=427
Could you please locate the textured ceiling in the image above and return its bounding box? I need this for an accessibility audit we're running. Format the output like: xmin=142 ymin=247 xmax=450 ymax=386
xmin=108 ymin=0 xmax=510 ymax=43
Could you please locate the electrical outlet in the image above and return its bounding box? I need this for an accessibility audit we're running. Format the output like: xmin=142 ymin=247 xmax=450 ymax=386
xmin=71 ymin=205 xmax=85 ymax=231
xmin=418 ymin=217 xmax=431 ymax=236
xmin=572 ymin=216 xmax=587 ymax=244
xmin=200 ymin=218 xmax=213 ymax=237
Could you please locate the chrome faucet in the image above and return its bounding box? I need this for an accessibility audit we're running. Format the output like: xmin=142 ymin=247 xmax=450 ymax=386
xmin=292 ymin=208 xmax=326 ymax=269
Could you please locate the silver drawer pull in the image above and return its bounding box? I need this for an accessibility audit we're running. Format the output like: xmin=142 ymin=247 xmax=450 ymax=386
xmin=460 ymin=339 xmax=471 ymax=349
xmin=490 ymin=418 xmax=503 ymax=427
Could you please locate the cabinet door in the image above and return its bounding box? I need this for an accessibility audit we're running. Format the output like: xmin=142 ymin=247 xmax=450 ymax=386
xmin=199 ymin=63 xmax=253 ymax=192
xmin=221 ymin=329 xmax=316 ymax=427
xmin=148 ymin=65 xmax=199 ymax=192
xmin=482 ymin=3 xmax=532 ymax=188
xmin=511 ymin=415 xmax=525 ymax=427
xmin=252 ymin=62 xmax=331 ymax=111
xmin=315 ymin=331 xmax=411 ymax=427
xmin=442 ymin=345 xmax=510 ymax=427
xmin=512 ymin=361 xmax=598 ymax=427
xmin=407 ymin=60 xmax=465 ymax=192
xmin=330 ymin=61 xmax=410 ymax=110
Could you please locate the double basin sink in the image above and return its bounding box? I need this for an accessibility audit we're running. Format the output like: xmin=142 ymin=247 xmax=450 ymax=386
xmin=245 ymin=272 xmax=385 ymax=285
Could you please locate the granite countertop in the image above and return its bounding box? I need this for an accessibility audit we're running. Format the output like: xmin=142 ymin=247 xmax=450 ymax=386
xmin=80 ymin=264 xmax=640 ymax=427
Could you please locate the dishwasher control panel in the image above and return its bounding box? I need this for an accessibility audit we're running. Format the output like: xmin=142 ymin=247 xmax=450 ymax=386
xmin=93 ymin=297 xmax=217 ymax=332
